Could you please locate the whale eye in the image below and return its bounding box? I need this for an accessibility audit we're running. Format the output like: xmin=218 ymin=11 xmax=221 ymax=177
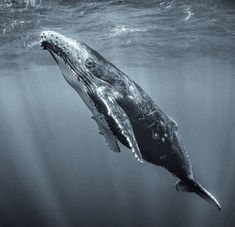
xmin=85 ymin=58 xmax=95 ymax=69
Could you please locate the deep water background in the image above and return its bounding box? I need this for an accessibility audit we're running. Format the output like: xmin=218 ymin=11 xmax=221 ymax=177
xmin=0 ymin=0 xmax=235 ymax=226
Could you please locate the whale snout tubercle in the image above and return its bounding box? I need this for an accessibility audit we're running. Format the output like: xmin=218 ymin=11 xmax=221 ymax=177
xmin=40 ymin=31 xmax=60 ymax=49
xmin=40 ymin=31 xmax=80 ymax=57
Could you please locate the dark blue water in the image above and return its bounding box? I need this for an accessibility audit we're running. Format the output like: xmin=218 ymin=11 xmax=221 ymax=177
xmin=0 ymin=0 xmax=235 ymax=226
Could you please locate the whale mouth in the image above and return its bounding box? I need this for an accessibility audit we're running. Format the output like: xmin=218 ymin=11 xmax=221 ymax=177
xmin=40 ymin=31 xmax=100 ymax=94
xmin=40 ymin=31 xmax=80 ymax=74
xmin=40 ymin=31 xmax=64 ymax=57
xmin=40 ymin=31 xmax=82 ymax=58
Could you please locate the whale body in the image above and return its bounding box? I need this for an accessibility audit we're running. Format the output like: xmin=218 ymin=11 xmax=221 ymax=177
xmin=40 ymin=31 xmax=221 ymax=211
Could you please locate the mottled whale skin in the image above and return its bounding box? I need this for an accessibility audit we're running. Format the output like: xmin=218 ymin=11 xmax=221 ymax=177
xmin=40 ymin=31 xmax=221 ymax=211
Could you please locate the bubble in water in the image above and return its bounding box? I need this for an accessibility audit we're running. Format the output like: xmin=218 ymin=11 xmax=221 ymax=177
xmin=108 ymin=24 xmax=146 ymax=37
xmin=184 ymin=7 xmax=194 ymax=21
xmin=25 ymin=0 xmax=41 ymax=8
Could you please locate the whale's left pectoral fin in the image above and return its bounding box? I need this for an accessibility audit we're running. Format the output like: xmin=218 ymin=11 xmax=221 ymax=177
xmin=99 ymin=94 xmax=144 ymax=164
xmin=93 ymin=116 xmax=121 ymax=153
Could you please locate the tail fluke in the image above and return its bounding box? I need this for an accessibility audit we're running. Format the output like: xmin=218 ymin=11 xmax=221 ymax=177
xmin=194 ymin=182 xmax=221 ymax=211
xmin=176 ymin=179 xmax=221 ymax=211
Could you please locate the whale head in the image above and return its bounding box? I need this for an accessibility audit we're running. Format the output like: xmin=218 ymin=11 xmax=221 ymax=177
xmin=40 ymin=31 xmax=121 ymax=91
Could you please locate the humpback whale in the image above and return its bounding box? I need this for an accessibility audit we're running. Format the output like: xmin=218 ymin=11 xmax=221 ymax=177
xmin=40 ymin=31 xmax=221 ymax=211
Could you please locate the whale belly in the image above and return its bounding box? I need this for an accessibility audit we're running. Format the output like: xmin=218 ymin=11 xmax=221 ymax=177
xmin=131 ymin=118 xmax=193 ymax=180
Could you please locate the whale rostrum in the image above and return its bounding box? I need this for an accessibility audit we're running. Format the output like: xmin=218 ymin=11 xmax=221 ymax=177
xmin=41 ymin=31 xmax=221 ymax=211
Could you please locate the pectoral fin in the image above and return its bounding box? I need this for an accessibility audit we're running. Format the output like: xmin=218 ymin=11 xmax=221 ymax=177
xmin=93 ymin=115 xmax=121 ymax=153
xmin=97 ymin=93 xmax=144 ymax=164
